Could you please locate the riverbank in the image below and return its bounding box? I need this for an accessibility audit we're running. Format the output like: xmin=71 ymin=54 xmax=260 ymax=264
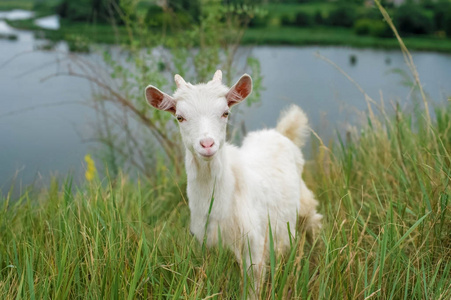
xmin=1 ymin=14 xmax=451 ymax=53
xmin=5 ymin=16 xmax=451 ymax=53
xmin=244 ymin=26 xmax=451 ymax=53
xmin=1 ymin=102 xmax=450 ymax=298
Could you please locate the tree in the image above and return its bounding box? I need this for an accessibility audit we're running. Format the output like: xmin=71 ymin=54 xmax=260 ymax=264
xmin=167 ymin=0 xmax=201 ymax=23
xmin=56 ymin=0 xmax=123 ymax=23
xmin=328 ymin=4 xmax=357 ymax=28
xmin=394 ymin=3 xmax=433 ymax=35
xmin=433 ymin=1 xmax=451 ymax=31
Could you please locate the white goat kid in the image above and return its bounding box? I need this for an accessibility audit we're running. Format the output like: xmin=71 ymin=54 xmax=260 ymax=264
xmin=145 ymin=70 xmax=322 ymax=294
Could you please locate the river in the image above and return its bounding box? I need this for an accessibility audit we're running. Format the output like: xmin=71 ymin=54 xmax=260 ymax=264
xmin=1 ymin=14 xmax=450 ymax=193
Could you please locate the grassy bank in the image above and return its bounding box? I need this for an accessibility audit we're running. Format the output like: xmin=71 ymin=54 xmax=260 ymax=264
xmin=6 ymin=17 xmax=451 ymax=53
xmin=3 ymin=0 xmax=451 ymax=53
xmin=0 ymin=0 xmax=33 ymax=11
xmin=7 ymin=18 xmax=130 ymax=45
xmin=244 ymin=26 xmax=451 ymax=52
xmin=1 ymin=99 xmax=450 ymax=298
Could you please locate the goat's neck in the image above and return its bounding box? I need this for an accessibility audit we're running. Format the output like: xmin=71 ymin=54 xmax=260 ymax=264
xmin=185 ymin=147 xmax=235 ymax=216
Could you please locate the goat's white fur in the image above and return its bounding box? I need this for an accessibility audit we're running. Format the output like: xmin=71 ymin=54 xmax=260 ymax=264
xmin=145 ymin=71 xmax=322 ymax=294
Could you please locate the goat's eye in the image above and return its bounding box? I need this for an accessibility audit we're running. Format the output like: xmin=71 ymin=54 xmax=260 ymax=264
xmin=222 ymin=111 xmax=229 ymax=118
xmin=176 ymin=115 xmax=185 ymax=122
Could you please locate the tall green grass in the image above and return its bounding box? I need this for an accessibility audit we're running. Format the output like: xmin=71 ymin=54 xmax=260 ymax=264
xmin=1 ymin=99 xmax=450 ymax=298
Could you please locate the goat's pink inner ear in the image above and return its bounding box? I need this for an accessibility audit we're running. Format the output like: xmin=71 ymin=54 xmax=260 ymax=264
xmin=226 ymin=75 xmax=252 ymax=107
xmin=145 ymin=86 xmax=176 ymax=114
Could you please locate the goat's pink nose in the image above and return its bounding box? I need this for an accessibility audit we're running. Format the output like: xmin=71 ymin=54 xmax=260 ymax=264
xmin=200 ymin=138 xmax=215 ymax=148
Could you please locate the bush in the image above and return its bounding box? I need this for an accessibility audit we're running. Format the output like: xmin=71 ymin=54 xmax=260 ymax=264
xmin=356 ymin=7 xmax=383 ymax=21
xmin=394 ymin=3 xmax=433 ymax=35
xmin=167 ymin=0 xmax=200 ymax=23
xmin=294 ymin=11 xmax=313 ymax=27
xmin=56 ymin=0 xmax=124 ymax=24
xmin=433 ymin=1 xmax=451 ymax=31
xmin=313 ymin=10 xmax=324 ymax=25
xmin=146 ymin=5 xmax=165 ymax=28
xmin=65 ymin=34 xmax=90 ymax=53
xmin=354 ymin=19 xmax=392 ymax=38
xmin=249 ymin=14 xmax=269 ymax=28
xmin=280 ymin=14 xmax=294 ymax=26
xmin=354 ymin=18 xmax=372 ymax=35
xmin=328 ymin=4 xmax=357 ymax=28
xmin=444 ymin=8 xmax=451 ymax=37
xmin=370 ymin=20 xmax=392 ymax=38
xmin=145 ymin=6 xmax=191 ymax=29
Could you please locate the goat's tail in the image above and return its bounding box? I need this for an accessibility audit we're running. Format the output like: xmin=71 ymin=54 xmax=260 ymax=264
xmin=276 ymin=104 xmax=309 ymax=148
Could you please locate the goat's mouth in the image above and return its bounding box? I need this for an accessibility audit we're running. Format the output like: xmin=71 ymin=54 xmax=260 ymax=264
xmin=197 ymin=149 xmax=217 ymax=159
xmin=199 ymin=152 xmax=216 ymax=159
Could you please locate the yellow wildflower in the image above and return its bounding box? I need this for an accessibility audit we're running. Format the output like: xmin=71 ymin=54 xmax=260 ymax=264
xmin=84 ymin=154 xmax=97 ymax=181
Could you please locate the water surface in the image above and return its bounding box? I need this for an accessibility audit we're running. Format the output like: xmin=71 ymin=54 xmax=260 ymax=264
xmin=1 ymin=22 xmax=450 ymax=192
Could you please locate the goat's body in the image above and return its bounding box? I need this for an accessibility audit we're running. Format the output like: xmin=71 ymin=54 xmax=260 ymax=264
xmin=146 ymin=72 xmax=321 ymax=296
xmin=187 ymin=106 xmax=321 ymax=287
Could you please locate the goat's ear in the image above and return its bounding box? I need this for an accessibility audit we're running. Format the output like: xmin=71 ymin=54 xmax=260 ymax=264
xmin=226 ymin=74 xmax=252 ymax=107
xmin=145 ymin=85 xmax=176 ymax=114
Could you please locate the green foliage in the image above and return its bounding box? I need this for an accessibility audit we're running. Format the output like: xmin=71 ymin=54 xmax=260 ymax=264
xmin=328 ymin=4 xmax=357 ymax=28
xmin=445 ymin=13 xmax=451 ymax=37
xmin=280 ymin=14 xmax=293 ymax=26
xmin=0 ymin=0 xmax=33 ymax=10
xmin=432 ymin=1 xmax=451 ymax=36
xmin=56 ymin=0 xmax=123 ymax=24
xmin=65 ymin=34 xmax=90 ymax=52
xmin=313 ymin=10 xmax=324 ymax=25
xmin=432 ymin=1 xmax=451 ymax=31
xmin=167 ymin=0 xmax=201 ymax=23
xmin=33 ymin=0 xmax=59 ymax=15
xmin=354 ymin=18 xmax=372 ymax=35
xmin=281 ymin=11 xmax=316 ymax=27
xmin=394 ymin=3 xmax=434 ymax=35
xmin=294 ymin=11 xmax=313 ymax=27
xmin=248 ymin=12 xmax=269 ymax=28
xmin=354 ymin=19 xmax=392 ymax=38
xmin=243 ymin=26 xmax=451 ymax=52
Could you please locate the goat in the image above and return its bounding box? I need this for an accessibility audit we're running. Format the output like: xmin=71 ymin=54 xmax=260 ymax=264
xmin=145 ymin=70 xmax=322 ymax=296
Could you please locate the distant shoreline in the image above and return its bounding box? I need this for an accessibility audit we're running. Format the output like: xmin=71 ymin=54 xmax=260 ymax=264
xmin=3 ymin=8 xmax=451 ymax=54
xmin=243 ymin=27 xmax=451 ymax=53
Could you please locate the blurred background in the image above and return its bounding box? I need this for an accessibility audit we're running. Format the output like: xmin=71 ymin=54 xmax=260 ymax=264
xmin=1 ymin=0 xmax=450 ymax=194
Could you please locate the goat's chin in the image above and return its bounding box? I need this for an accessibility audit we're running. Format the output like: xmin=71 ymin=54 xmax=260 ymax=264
xmin=197 ymin=150 xmax=217 ymax=161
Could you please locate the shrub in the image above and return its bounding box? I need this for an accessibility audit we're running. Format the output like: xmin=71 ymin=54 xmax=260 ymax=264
xmin=354 ymin=18 xmax=372 ymax=35
xmin=56 ymin=0 xmax=124 ymax=24
xmin=444 ymin=7 xmax=451 ymax=36
xmin=146 ymin=5 xmax=165 ymax=28
xmin=281 ymin=14 xmax=294 ymax=26
xmin=294 ymin=11 xmax=313 ymax=27
xmin=65 ymin=34 xmax=90 ymax=53
xmin=433 ymin=1 xmax=451 ymax=31
xmin=249 ymin=14 xmax=269 ymax=28
xmin=145 ymin=6 xmax=191 ymax=29
xmin=394 ymin=3 xmax=433 ymax=35
xmin=380 ymin=0 xmax=394 ymax=9
xmin=313 ymin=10 xmax=324 ymax=25
xmin=328 ymin=4 xmax=357 ymax=28
xmin=370 ymin=20 xmax=392 ymax=37
xmin=357 ymin=7 xmax=383 ymax=21
xmin=354 ymin=19 xmax=392 ymax=38
xmin=167 ymin=0 xmax=201 ymax=23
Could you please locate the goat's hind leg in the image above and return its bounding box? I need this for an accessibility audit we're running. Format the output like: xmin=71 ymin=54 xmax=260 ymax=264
xmin=298 ymin=181 xmax=322 ymax=242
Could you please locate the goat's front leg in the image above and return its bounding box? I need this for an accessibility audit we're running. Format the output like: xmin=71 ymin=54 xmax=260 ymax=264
xmin=244 ymin=239 xmax=266 ymax=299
